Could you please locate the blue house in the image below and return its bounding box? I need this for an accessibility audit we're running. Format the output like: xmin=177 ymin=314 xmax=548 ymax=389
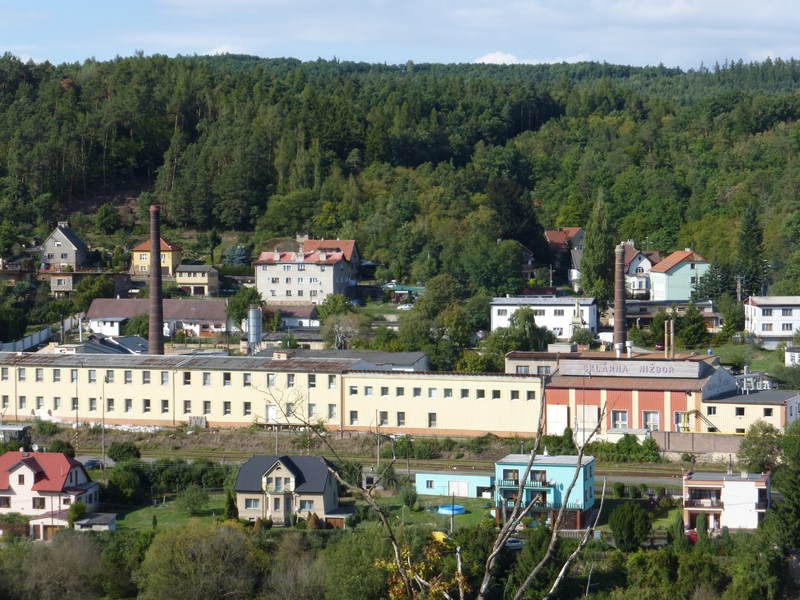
xmin=415 ymin=472 xmax=495 ymax=498
xmin=494 ymin=454 xmax=595 ymax=529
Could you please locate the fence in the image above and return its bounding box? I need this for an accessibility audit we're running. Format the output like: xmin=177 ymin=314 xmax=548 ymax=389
xmin=0 ymin=327 xmax=52 ymax=352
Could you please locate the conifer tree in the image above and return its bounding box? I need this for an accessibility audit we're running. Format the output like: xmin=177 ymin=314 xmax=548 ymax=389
xmin=735 ymin=205 xmax=767 ymax=298
xmin=580 ymin=191 xmax=614 ymax=306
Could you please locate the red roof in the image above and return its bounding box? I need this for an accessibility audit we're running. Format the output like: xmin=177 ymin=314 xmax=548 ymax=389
xmin=0 ymin=452 xmax=83 ymax=492
xmin=649 ymin=250 xmax=707 ymax=274
xmin=252 ymin=250 xmax=344 ymax=266
xmin=544 ymin=228 xmax=582 ymax=254
xmin=302 ymin=239 xmax=357 ymax=262
xmin=132 ymin=237 xmax=182 ymax=252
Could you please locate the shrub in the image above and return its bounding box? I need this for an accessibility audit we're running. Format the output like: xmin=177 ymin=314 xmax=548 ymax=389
xmin=289 ymin=513 xmax=298 ymax=527
xmin=34 ymin=419 xmax=60 ymax=436
xmin=680 ymin=452 xmax=693 ymax=463
xmin=263 ymin=518 xmax=273 ymax=529
xmin=638 ymin=483 xmax=649 ymax=498
xmin=613 ymin=482 xmax=627 ymax=498
xmin=306 ymin=512 xmax=323 ymax=530
xmin=630 ymin=486 xmax=642 ymax=499
xmin=107 ymin=441 xmax=141 ymax=463
xmin=609 ymin=502 xmax=652 ymax=552
xmin=48 ymin=440 xmax=75 ymax=458
xmin=400 ymin=484 xmax=418 ymax=508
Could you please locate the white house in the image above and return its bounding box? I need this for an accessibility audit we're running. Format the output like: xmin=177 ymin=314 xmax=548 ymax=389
xmin=253 ymin=239 xmax=359 ymax=305
xmin=490 ymin=296 xmax=598 ymax=339
xmin=0 ymin=451 xmax=101 ymax=540
xmin=786 ymin=346 xmax=800 ymax=367
xmin=649 ymin=250 xmax=709 ymax=302
xmin=623 ymin=241 xmax=660 ymax=298
xmin=683 ymin=470 xmax=770 ymax=531
xmin=744 ymin=296 xmax=800 ymax=350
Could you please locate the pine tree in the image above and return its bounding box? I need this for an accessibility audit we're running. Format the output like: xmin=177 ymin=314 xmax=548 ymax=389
xmin=735 ymin=205 xmax=767 ymax=298
xmin=580 ymin=191 xmax=615 ymax=306
xmin=224 ymin=489 xmax=239 ymax=520
xmin=677 ymin=302 xmax=708 ymax=348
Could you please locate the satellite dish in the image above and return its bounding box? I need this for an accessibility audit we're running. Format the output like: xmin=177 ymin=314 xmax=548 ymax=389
xmin=31 ymin=444 xmax=39 ymax=452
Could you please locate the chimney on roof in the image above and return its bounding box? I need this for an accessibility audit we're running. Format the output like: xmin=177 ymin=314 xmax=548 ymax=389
xmin=148 ymin=205 xmax=165 ymax=355
xmin=613 ymin=242 xmax=627 ymax=349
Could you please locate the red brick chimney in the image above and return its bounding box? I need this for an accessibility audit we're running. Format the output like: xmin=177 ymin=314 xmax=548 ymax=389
xmin=148 ymin=205 xmax=164 ymax=355
xmin=613 ymin=242 xmax=627 ymax=351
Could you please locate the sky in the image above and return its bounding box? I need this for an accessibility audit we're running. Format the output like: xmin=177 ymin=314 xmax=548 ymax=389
xmin=1 ymin=1 xmax=798 ymax=70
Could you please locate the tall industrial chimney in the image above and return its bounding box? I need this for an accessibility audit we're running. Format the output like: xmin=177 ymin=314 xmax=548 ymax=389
xmin=148 ymin=205 xmax=165 ymax=355
xmin=613 ymin=242 xmax=627 ymax=348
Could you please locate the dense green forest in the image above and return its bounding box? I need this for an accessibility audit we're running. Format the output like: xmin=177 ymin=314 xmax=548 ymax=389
xmin=2 ymin=52 xmax=800 ymax=291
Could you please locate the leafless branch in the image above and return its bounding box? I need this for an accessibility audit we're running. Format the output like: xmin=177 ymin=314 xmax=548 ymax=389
xmin=512 ymin=403 xmax=606 ymax=600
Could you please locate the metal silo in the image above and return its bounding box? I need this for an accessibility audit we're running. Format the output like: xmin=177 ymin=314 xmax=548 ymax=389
xmin=247 ymin=305 xmax=263 ymax=354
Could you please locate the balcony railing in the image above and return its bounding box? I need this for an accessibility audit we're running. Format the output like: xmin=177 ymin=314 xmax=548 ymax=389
xmin=684 ymin=498 xmax=723 ymax=509
xmin=500 ymin=499 xmax=584 ymax=511
xmin=497 ymin=479 xmax=553 ymax=489
xmin=261 ymin=485 xmax=294 ymax=494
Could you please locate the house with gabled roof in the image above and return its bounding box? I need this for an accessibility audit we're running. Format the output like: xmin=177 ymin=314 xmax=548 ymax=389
xmin=0 ymin=451 xmax=101 ymax=540
xmin=623 ymin=240 xmax=661 ymax=298
xmin=545 ymin=228 xmax=584 ymax=291
xmin=176 ymin=264 xmax=219 ymax=296
xmin=131 ymin=237 xmax=182 ymax=276
xmin=235 ymin=454 xmax=349 ymax=528
xmin=86 ymin=298 xmax=233 ymax=338
xmin=649 ymin=249 xmax=709 ymax=302
xmin=39 ymin=222 xmax=89 ymax=272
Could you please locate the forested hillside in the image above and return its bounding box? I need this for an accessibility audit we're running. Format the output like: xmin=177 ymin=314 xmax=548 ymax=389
xmin=2 ymin=52 xmax=800 ymax=290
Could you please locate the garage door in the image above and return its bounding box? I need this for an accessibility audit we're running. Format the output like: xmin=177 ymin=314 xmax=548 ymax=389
xmin=448 ymin=480 xmax=468 ymax=497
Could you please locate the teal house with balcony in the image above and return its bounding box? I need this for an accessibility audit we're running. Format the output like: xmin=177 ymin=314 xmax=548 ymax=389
xmin=494 ymin=454 xmax=596 ymax=529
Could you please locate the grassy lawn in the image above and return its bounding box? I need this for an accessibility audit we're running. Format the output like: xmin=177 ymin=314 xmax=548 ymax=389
xmin=112 ymin=492 xmax=226 ymax=530
xmin=593 ymin=497 xmax=682 ymax=533
xmin=372 ymin=495 xmax=493 ymax=531
xmin=710 ymin=343 xmax=783 ymax=374
xmin=358 ymin=301 xmax=400 ymax=319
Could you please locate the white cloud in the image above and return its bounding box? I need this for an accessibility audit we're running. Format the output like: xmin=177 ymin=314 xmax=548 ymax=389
xmin=474 ymin=51 xmax=590 ymax=65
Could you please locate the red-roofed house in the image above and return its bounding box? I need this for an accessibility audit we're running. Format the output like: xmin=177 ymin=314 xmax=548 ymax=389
xmin=131 ymin=237 xmax=183 ymax=276
xmin=545 ymin=228 xmax=584 ymax=291
xmin=649 ymin=250 xmax=709 ymax=301
xmin=0 ymin=451 xmax=100 ymax=540
xmin=253 ymin=240 xmax=359 ymax=305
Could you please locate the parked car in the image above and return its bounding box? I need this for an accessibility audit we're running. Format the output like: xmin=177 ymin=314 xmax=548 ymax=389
xmin=505 ymin=537 xmax=525 ymax=551
xmin=83 ymin=459 xmax=101 ymax=469
xmin=397 ymin=304 xmax=413 ymax=311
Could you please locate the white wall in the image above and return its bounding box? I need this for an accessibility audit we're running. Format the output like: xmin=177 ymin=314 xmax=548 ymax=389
xmin=721 ymin=479 xmax=760 ymax=529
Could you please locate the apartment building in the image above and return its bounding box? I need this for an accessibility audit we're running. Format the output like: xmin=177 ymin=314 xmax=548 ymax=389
xmin=744 ymin=296 xmax=800 ymax=350
xmin=683 ymin=469 xmax=770 ymax=531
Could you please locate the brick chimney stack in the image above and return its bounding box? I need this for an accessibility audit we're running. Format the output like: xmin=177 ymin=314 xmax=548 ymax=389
xmin=613 ymin=242 xmax=627 ymax=349
xmin=148 ymin=205 xmax=164 ymax=355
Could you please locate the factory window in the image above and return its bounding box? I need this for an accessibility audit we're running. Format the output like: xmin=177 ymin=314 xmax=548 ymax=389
xmin=0 ymin=368 xmax=6 ymax=381
xmin=223 ymin=372 xmax=231 ymax=387
xmin=87 ymin=370 xmax=95 ymax=383
xmin=35 ymin=368 xmax=43 ymax=382
xmin=328 ymin=375 xmax=336 ymax=389
xmin=428 ymin=388 xmax=437 ymax=399
xmin=183 ymin=400 xmax=191 ymax=414
xmin=143 ymin=399 xmax=151 ymax=413
xmin=444 ymin=388 xmax=453 ymax=398
xmin=511 ymin=390 xmax=520 ymax=400
xmin=88 ymin=398 xmax=96 ymax=412
xmin=379 ymin=411 xmax=388 ymax=426
xmin=71 ymin=398 xmax=78 ymax=411
xmin=107 ymin=398 xmax=114 ymax=412
xmin=413 ymin=387 xmax=421 ymax=398
xmin=203 ymin=401 xmax=211 ymax=415
xmin=735 ymin=407 xmax=745 ymax=417
xmin=527 ymin=391 xmax=536 ymax=401
xmin=492 ymin=390 xmax=501 ymax=400
xmin=125 ymin=399 xmax=132 ymax=413
xmin=461 ymin=389 xmax=469 ymax=399
xmin=764 ymin=407 xmax=773 ymax=417
xmin=183 ymin=372 xmax=191 ymax=385
xmin=53 ymin=369 xmax=61 ymax=383
xmin=364 ymin=386 xmax=373 ymax=396
xmin=328 ymin=404 xmax=337 ymax=419
xmin=243 ymin=373 xmax=252 ymax=387
xmin=736 ymin=428 xmax=745 ymax=434
xmin=643 ymin=411 xmax=659 ymax=431
xmin=142 ymin=371 xmax=151 ymax=384
xmin=611 ymin=410 xmax=628 ymax=429
xmin=307 ymin=404 xmax=316 ymax=418
xmin=381 ymin=386 xmax=388 ymax=397
xmin=223 ymin=402 xmax=231 ymax=415
xmin=308 ymin=374 xmax=316 ymax=388
xmin=349 ymin=411 xmax=358 ymax=425
xmin=428 ymin=413 xmax=437 ymax=428
xmin=71 ymin=369 xmax=78 ymax=383
xmin=397 ymin=412 xmax=406 ymax=426
xmin=268 ymin=373 xmax=276 ymax=388
xmin=124 ymin=370 xmax=132 ymax=384
xmin=287 ymin=374 xmax=295 ymax=388
xmin=349 ymin=386 xmax=357 ymax=396
xmin=161 ymin=371 xmax=169 ymax=385
xmin=161 ymin=400 xmax=169 ymax=414
xmin=105 ymin=370 xmax=114 ymax=384
xmin=707 ymin=406 xmax=716 ymax=416
xmin=244 ymin=402 xmax=252 ymax=416
xmin=476 ymin=389 xmax=485 ymax=399
xmin=554 ymin=309 xmax=564 ymax=316
xmin=396 ymin=387 xmax=405 ymax=397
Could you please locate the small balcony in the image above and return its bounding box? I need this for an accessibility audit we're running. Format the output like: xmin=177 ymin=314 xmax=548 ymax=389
xmin=684 ymin=498 xmax=723 ymax=509
xmin=497 ymin=479 xmax=553 ymax=490
xmin=261 ymin=485 xmax=294 ymax=494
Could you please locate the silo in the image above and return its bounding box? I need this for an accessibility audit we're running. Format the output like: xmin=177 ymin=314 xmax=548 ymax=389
xmin=247 ymin=305 xmax=263 ymax=354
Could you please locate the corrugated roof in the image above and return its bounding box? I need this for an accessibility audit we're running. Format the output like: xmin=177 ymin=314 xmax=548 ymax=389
xmin=744 ymin=296 xmax=800 ymax=307
xmin=0 ymin=352 xmax=361 ymax=372
xmin=235 ymin=455 xmax=336 ymax=494
xmin=703 ymin=389 xmax=800 ymax=405
xmin=491 ymin=296 xmax=596 ymax=306
xmin=649 ymin=250 xmax=707 ymax=274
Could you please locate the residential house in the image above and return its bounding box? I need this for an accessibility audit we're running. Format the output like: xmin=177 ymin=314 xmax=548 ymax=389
xmin=253 ymin=239 xmax=360 ymax=305
xmin=786 ymin=345 xmax=800 ymax=367
xmin=625 ymin=299 xmax=723 ymax=335
xmin=545 ymin=227 xmax=584 ymax=291
xmin=274 ymin=305 xmax=321 ymax=328
xmin=622 ymin=241 xmax=660 ymax=299
xmin=235 ymin=454 xmax=347 ymax=528
xmin=44 ymin=270 xmax=130 ymax=300
xmin=86 ymin=298 xmax=233 ymax=338
xmin=0 ymin=257 xmax=36 ymax=289
xmin=648 ymin=249 xmax=709 ymax=302
xmin=0 ymin=451 xmax=101 ymax=540
xmin=490 ymin=296 xmax=598 ymax=339
xmin=415 ymin=473 xmax=494 ymax=498
xmin=494 ymin=454 xmax=596 ymax=529
xmin=46 ymin=333 xmax=149 ymax=355
xmin=682 ymin=469 xmax=770 ymax=531
xmin=744 ymin=296 xmax=800 ymax=350
xmin=39 ymin=222 xmax=89 ymax=271
xmin=131 ymin=238 xmax=182 ymax=276
xmin=176 ymin=264 xmax=219 ymax=296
